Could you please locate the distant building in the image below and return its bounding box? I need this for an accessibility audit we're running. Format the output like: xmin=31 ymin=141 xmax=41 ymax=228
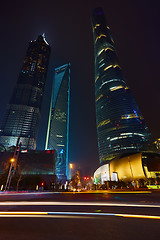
xmin=46 ymin=64 xmax=70 ymax=180
xmin=0 ymin=149 xmax=55 ymax=175
xmin=0 ymin=149 xmax=56 ymax=189
xmin=0 ymin=35 xmax=51 ymax=150
xmin=91 ymin=8 xmax=151 ymax=164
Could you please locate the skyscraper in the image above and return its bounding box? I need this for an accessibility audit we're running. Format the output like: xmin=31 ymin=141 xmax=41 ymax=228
xmin=46 ymin=64 xmax=70 ymax=180
xmin=0 ymin=35 xmax=51 ymax=150
xmin=91 ymin=8 xmax=151 ymax=164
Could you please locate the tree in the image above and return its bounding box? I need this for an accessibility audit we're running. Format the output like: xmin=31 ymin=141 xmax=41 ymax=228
xmin=70 ymin=171 xmax=81 ymax=190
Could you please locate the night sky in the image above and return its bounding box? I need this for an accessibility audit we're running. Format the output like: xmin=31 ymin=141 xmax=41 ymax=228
xmin=0 ymin=0 xmax=160 ymax=176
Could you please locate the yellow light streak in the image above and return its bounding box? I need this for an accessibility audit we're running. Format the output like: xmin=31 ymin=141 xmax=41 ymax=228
xmin=0 ymin=211 xmax=159 ymax=220
xmin=97 ymin=119 xmax=110 ymax=128
xmin=116 ymin=213 xmax=160 ymax=220
xmin=98 ymin=47 xmax=114 ymax=56
xmin=96 ymin=94 xmax=103 ymax=102
xmin=95 ymin=76 xmax=99 ymax=83
xmin=93 ymin=24 xmax=100 ymax=30
xmin=110 ymin=85 xmax=123 ymax=92
xmin=104 ymin=64 xmax=120 ymax=71
xmin=121 ymin=114 xmax=144 ymax=120
xmin=0 ymin=212 xmax=47 ymax=215
xmin=95 ymin=34 xmax=107 ymax=43
xmin=104 ymin=65 xmax=112 ymax=71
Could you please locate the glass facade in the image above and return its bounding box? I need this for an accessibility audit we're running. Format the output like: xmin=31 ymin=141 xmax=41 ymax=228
xmin=91 ymin=8 xmax=151 ymax=164
xmin=0 ymin=35 xmax=51 ymax=150
xmin=46 ymin=64 xmax=70 ymax=180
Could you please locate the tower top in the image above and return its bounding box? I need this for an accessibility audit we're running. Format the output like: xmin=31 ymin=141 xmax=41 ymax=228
xmin=33 ymin=34 xmax=49 ymax=45
xmin=92 ymin=7 xmax=106 ymax=26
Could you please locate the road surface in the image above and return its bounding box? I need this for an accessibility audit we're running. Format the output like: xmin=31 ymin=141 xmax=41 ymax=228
xmin=0 ymin=191 xmax=160 ymax=240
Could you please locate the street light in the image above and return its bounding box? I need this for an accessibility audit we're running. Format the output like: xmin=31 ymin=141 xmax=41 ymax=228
xmin=69 ymin=163 xmax=73 ymax=179
xmin=10 ymin=158 xmax=15 ymax=163
xmin=69 ymin=163 xmax=73 ymax=169
xmin=5 ymin=158 xmax=15 ymax=191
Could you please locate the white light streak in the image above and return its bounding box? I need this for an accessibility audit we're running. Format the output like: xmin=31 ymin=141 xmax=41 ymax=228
xmin=0 ymin=201 xmax=159 ymax=208
xmin=99 ymin=79 xmax=126 ymax=89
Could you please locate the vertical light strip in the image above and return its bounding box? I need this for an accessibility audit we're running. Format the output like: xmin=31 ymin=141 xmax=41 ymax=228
xmin=66 ymin=64 xmax=71 ymax=179
xmin=45 ymin=82 xmax=54 ymax=150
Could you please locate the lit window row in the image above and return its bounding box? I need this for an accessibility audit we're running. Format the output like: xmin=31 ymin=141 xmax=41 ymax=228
xmin=93 ymin=24 xmax=100 ymax=30
xmin=99 ymin=59 xmax=104 ymax=64
xmin=99 ymin=63 xmax=105 ymax=68
xmin=95 ymin=76 xmax=99 ymax=83
xmin=96 ymin=94 xmax=103 ymax=102
xmin=120 ymin=146 xmax=137 ymax=150
xmin=110 ymin=136 xmax=128 ymax=141
xmin=95 ymin=34 xmax=107 ymax=43
xmin=121 ymin=113 xmax=143 ymax=120
xmin=113 ymin=146 xmax=137 ymax=151
xmin=110 ymin=85 xmax=124 ymax=91
xmin=120 ymin=132 xmax=145 ymax=137
xmin=99 ymin=78 xmax=126 ymax=89
xmin=97 ymin=47 xmax=114 ymax=56
xmin=97 ymin=119 xmax=110 ymax=128
xmin=104 ymin=64 xmax=121 ymax=72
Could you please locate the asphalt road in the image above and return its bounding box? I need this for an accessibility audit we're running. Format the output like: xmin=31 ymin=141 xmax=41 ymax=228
xmin=0 ymin=191 xmax=160 ymax=240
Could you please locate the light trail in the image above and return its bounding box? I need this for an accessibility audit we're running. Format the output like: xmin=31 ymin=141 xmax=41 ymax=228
xmin=0 ymin=201 xmax=159 ymax=208
xmin=0 ymin=190 xmax=152 ymax=195
xmin=0 ymin=211 xmax=159 ymax=220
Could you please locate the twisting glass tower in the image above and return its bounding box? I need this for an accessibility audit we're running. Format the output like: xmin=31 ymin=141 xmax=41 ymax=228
xmin=91 ymin=8 xmax=151 ymax=164
xmin=0 ymin=35 xmax=51 ymax=150
xmin=46 ymin=64 xmax=70 ymax=180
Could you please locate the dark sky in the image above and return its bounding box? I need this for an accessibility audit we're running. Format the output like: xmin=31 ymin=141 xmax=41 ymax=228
xmin=0 ymin=0 xmax=160 ymax=176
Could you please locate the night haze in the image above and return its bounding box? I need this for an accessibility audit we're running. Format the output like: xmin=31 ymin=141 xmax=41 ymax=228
xmin=0 ymin=0 xmax=160 ymax=177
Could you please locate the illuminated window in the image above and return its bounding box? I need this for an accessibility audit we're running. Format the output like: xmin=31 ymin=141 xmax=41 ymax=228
xmin=104 ymin=64 xmax=121 ymax=71
xmin=97 ymin=119 xmax=110 ymax=128
xmin=99 ymin=59 xmax=104 ymax=64
xmin=96 ymin=94 xmax=103 ymax=102
xmin=121 ymin=113 xmax=144 ymax=120
xmin=97 ymin=47 xmax=114 ymax=56
xmin=110 ymin=85 xmax=124 ymax=91
xmin=120 ymin=133 xmax=145 ymax=137
xmin=110 ymin=136 xmax=127 ymax=141
xmin=95 ymin=34 xmax=107 ymax=43
xmin=93 ymin=24 xmax=100 ymax=30
xmin=99 ymin=63 xmax=105 ymax=68
xmin=99 ymin=79 xmax=126 ymax=89
xmin=95 ymin=76 xmax=99 ymax=83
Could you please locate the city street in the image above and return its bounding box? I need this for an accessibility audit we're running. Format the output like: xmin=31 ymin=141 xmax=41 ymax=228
xmin=0 ymin=191 xmax=160 ymax=239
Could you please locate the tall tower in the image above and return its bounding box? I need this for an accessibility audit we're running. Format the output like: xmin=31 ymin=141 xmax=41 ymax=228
xmin=91 ymin=8 xmax=151 ymax=164
xmin=0 ymin=35 xmax=51 ymax=150
xmin=46 ymin=64 xmax=70 ymax=180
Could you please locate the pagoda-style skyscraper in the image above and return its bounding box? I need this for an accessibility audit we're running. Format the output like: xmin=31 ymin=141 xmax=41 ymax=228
xmin=46 ymin=64 xmax=70 ymax=180
xmin=91 ymin=8 xmax=151 ymax=164
xmin=0 ymin=35 xmax=51 ymax=150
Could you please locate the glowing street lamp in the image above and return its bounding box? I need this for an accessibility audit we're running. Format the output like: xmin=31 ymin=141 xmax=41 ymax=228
xmin=10 ymin=158 xmax=15 ymax=163
xmin=69 ymin=163 xmax=73 ymax=169
xmin=69 ymin=163 xmax=73 ymax=179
